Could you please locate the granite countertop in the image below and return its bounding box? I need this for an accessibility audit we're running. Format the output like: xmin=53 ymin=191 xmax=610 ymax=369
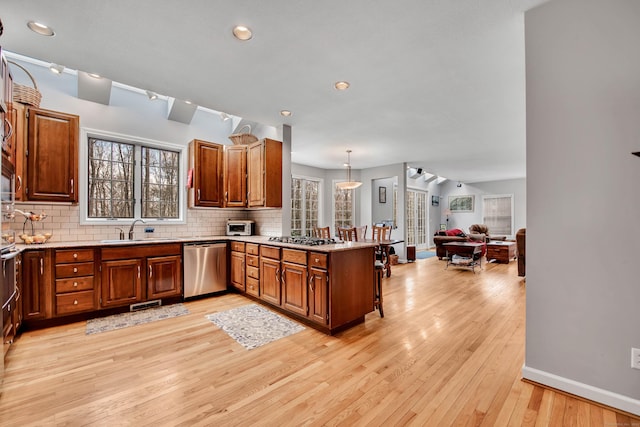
xmin=14 ymin=235 xmax=378 ymax=253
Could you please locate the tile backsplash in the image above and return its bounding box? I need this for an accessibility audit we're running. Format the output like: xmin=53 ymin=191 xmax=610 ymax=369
xmin=11 ymin=203 xmax=283 ymax=242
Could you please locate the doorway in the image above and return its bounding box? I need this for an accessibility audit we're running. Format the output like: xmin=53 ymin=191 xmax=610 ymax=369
xmin=406 ymin=189 xmax=428 ymax=250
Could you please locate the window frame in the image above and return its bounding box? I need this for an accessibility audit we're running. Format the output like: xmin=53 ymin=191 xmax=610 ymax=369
xmin=80 ymin=128 xmax=187 ymax=225
xmin=291 ymin=174 xmax=323 ymax=237
xmin=482 ymin=194 xmax=514 ymax=237
xmin=332 ymin=180 xmax=355 ymax=234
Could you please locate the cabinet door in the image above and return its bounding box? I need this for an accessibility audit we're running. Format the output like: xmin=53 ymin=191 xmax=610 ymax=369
xmin=26 ymin=107 xmax=79 ymax=203
xmin=260 ymin=258 xmax=281 ymax=305
xmin=21 ymin=250 xmax=47 ymax=320
xmin=191 ymin=140 xmax=223 ymax=207
xmin=230 ymin=251 xmax=245 ymax=291
xmin=247 ymin=139 xmax=282 ymax=208
xmin=308 ymin=267 xmax=329 ymax=325
xmin=224 ymin=145 xmax=247 ymax=207
xmin=281 ymin=262 xmax=307 ymax=316
xmin=147 ymin=255 xmax=182 ymax=299
xmin=12 ymin=103 xmax=26 ymax=201
xmin=101 ymin=258 xmax=143 ymax=307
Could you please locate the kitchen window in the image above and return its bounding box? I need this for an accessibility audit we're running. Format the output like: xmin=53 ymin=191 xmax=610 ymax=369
xmin=291 ymin=176 xmax=321 ymax=237
xmin=81 ymin=130 xmax=186 ymax=224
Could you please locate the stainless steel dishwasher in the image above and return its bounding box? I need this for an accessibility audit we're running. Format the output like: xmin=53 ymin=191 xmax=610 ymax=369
xmin=183 ymin=242 xmax=227 ymax=298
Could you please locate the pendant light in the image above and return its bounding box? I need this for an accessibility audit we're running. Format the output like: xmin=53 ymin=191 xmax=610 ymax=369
xmin=336 ymin=150 xmax=362 ymax=190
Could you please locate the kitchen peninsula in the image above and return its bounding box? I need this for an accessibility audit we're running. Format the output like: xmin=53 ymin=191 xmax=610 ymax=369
xmin=16 ymin=236 xmax=377 ymax=335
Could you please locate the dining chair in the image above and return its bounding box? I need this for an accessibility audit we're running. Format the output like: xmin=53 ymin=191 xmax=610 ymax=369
xmin=355 ymin=225 xmax=368 ymax=242
xmin=313 ymin=226 xmax=331 ymax=238
xmin=371 ymin=225 xmax=391 ymax=241
xmin=372 ymin=225 xmax=392 ymax=277
xmin=338 ymin=226 xmax=358 ymax=241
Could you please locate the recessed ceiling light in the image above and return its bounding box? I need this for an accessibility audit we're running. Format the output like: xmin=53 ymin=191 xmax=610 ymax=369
xmin=334 ymin=81 xmax=350 ymax=91
xmin=233 ymin=25 xmax=253 ymax=41
xmin=49 ymin=63 xmax=64 ymax=74
xmin=280 ymin=110 xmax=292 ymax=117
xmin=88 ymin=73 xmax=102 ymax=79
xmin=184 ymin=100 xmax=193 ymax=105
xmin=27 ymin=21 xmax=55 ymax=36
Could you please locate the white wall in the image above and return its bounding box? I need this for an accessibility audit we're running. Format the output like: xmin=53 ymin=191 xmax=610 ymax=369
xmin=524 ymin=0 xmax=640 ymax=415
xmin=439 ymin=178 xmax=526 ymax=239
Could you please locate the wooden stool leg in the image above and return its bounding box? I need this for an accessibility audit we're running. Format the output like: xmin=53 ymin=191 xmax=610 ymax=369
xmin=374 ymin=266 xmax=384 ymax=318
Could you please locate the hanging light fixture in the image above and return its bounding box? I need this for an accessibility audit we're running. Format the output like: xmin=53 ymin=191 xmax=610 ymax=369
xmin=336 ymin=150 xmax=362 ymax=190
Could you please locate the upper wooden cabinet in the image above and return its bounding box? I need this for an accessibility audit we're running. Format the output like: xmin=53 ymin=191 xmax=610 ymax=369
xmin=247 ymin=138 xmax=282 ymax=208
xmin=223 ymin=145 xmax=247 ymax=208
xmin=189 ymin=139 xmax=224 ymax=208
xmin=11 ymin=104 xmax=79 ymax=203
xmin=189 ymin=138 xmax=282 ymax=209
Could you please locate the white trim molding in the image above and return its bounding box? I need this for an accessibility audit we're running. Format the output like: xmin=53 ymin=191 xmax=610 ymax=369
xmin=522 ymin=365 xmax=640 ymax=416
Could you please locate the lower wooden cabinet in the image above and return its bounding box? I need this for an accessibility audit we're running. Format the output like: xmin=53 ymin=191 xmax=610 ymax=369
xmin=260 ymin=257 xmax=281 ymax=306
xmin=101 ymin=258 xmax=144 ymax=308
xmin=308 ymin=267 xmax=328 ymax=325
xmin=147 ymin=255 xmax=181 ymax=299
xmin=230 ymin=244 xmax=246 ymax=292
xmin=21 ymin=250 xmax=48 ymax=320
xmin=281 ymin=249 xmax=308 ymax=317
xmin=54 ymin=248 xmax=97 ymax=316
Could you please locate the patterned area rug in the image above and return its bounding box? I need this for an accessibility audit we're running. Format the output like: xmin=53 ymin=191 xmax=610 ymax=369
xmin=86 ymin=303 xmax=190 ymax=335
xmin=205 ymin=304 xmax=305 ymax=350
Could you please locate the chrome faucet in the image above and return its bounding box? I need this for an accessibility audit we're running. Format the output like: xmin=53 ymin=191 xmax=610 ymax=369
xmin=128 ymin=219 xmax=146 ymax=240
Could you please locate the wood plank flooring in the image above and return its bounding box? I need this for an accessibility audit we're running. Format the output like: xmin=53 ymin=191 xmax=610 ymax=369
xmin=1 ymin=257 xmax=638 ymax=426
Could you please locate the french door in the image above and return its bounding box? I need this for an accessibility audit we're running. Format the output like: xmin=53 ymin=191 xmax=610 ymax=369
xmin=406 ymin=189 xmax=428 ymax=250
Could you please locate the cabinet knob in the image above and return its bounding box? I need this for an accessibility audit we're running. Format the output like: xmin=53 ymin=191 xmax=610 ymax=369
xmin=73 ymin=282 xmax=78 ymax=287
xmin=73 ymin=253 xmax=78 ymax=259
xmin=73 ymin=267 xmax=78 ymax=273
xmin=73 ymin=300 xmax=78 ymax=305
xmin=315 ymin=258 xmax=319 ymax=263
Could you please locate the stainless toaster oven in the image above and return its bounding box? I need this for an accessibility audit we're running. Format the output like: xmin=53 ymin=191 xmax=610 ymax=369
xmin=226 ymin=220 xmax=255 ymax=236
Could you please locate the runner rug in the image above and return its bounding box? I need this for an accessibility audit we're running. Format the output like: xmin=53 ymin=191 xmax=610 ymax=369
xmin=205 ymin=304 xmax=305 ymax=350
xmin=86 ymin=303 xmax=190 ymax=335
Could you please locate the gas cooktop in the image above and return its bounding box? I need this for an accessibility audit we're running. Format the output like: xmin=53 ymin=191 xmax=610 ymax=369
xmin=268 ymin=236 xmax=337 ymax=246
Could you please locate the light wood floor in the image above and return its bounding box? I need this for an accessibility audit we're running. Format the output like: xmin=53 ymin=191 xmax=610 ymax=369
xmin=1 ymin=257 xmax=638 ymax=426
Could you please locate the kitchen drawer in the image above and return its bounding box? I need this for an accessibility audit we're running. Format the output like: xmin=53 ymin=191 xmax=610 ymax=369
xmin=55 ymin=277 xmax=94 ymax=293
xmin=55 ymin=262 xmax=94 ymax=278
xmin=56 ymin=248 xmax=94 ymax=263
xmin=246 ymin=277 xmax=260 ymax=297
xmin=260 ymin=245 xmax=280 ymax=260
xmin=246 ymin=265 xmax=260 ymax=280
xmin=56 ymin=291 xmax=95 ymax=315
xmin=230 ymin=241 xmax=245 ymax=252
xmin=309 ymin=252 xmax=328 ymax=270
xmin=282 ymin=248 xmax=307 ymax=265
xmin=246 ymin=254 xmax=259 ymax=268
xmin=246 ymin=243 xmax=259 ymax=256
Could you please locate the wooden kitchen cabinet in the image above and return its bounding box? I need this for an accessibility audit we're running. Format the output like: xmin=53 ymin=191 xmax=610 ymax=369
xmin=101 ymin=243 xmax=182 ymax=308
xmin=259 ymin=245 xmax=281 ymax=305
xmin=229 ymin=241 xmax=246 ymax=291
xmin=54 ymin=248 xmax=97 ymax=316
xmin=147 ymin=255 xmax=182 ymax=299
xmin=21 ymin=250 xmax=49 ymax=320
xmin=281 ymin=249 xmax=307 ymax=317
xmin=101 ymin=258 xmax=144 ymax=308
xmin=247 ymin=138 xmax=282 ymax=208
xmin=245 ymin=243 xmax=260 ymax=297
xmin=24 ymin=107 xmax=79 ymax=203
xmin=189 ymin=139 xmax=224 ymax=208
xmin=308 ymin=252 xmax=329 ymax=325
xmin=223 ymin=145 xmax=247 ymax=208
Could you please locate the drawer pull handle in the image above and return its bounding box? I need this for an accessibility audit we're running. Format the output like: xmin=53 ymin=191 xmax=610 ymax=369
xmin=73 ymin=282 xmax=78 ymax=287
xmin=73 ymin=300 xmax=78 ymax=305
xmin=73 ymin=253 xmax=78 ymax=259
xmin=73 ymin=267 xmax=78 ymax=273
xmin=315 ymin=258 xmax=320 ymax=263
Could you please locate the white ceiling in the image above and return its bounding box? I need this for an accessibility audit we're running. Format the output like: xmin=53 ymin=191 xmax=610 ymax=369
xmin=0 ymin=0 xmax=546 ymax=183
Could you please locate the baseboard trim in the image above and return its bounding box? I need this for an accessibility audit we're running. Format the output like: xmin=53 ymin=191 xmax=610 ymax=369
xmin=522 ymin=365 xmax=640 ymax=416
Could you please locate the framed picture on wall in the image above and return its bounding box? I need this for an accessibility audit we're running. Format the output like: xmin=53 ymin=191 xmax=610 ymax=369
xmin=449 ymin=195 xmax=474 ymax=212
xmin=431 ymin=195 xmax=439 ymax=206
xmin=379 ymin=186 xmax=387 ymax=203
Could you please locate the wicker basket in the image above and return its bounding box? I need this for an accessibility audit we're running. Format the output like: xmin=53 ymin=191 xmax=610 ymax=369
xmin=8 ymin=61 xmax=42 ymax=107
xmin=228 ymin=124 xmax=258 ymax=145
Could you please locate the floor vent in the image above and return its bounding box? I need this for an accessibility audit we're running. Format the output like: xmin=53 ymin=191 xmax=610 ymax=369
xmin=130 ymin=300 xmax=162 ymax=312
